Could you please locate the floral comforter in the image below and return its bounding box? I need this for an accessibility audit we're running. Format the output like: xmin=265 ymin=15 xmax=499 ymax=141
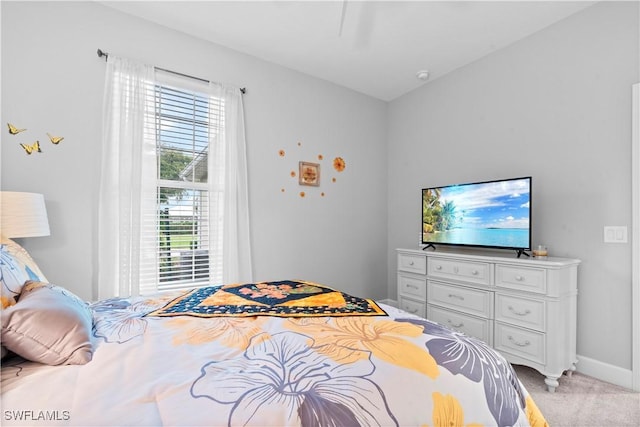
xmin=1 ymin=292 xmax=546 ymax=426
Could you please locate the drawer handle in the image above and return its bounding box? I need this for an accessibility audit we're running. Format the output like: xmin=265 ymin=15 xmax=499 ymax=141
xmin=507 ymin=335 xmax=531 ymax=347
xmin=407 ymin=284 xmax=419 ymax=290
xmin=515 ymin=275 xmax=524 ymax=282
xmin=453 ymin=267 xmax=459 ymax=273
xmin=409 ymin=261 xmax=415 ymax=266
xmin=435 ymin=265 xmax=442 ymax=270
xmin=508 ymin=306 xmax=531 ymax=316
xmin=447 ymin=320 xmax=464 ymax=328
xmin=448 ymin=293 xmax=465 ymax=301
xmin=471 ymin=270 xmax=479 ymax=276
xmin=406 ymin=307 xmax=418 ymax=314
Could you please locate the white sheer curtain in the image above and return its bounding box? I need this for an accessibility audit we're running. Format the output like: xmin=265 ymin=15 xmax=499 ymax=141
xmin=208 ymin=83 xmax=253 ymax=284
xmin=98 ymin=56 xmax=157 ymax=299
xmin=98 ymin=55 xmax=252 ymax=299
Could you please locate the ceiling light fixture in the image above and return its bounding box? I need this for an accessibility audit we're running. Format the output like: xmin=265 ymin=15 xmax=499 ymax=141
xmin=416 ymin=70 xmax=430 ymax=81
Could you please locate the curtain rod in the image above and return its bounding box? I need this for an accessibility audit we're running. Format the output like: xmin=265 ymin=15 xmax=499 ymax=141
xmin=96 ymin=49 xmax=246 ymax=94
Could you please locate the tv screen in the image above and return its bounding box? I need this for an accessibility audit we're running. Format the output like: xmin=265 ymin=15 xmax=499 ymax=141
xmin=422 ymin=177 xmax=531 ymax=253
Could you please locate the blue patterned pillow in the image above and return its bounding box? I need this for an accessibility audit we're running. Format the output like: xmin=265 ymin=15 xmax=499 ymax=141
xmin=0 ymin=236 xmax=47 ymax=308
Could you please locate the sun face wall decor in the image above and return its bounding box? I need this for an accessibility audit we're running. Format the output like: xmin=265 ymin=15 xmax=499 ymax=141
xmin=299 ymin=162 xmax=320 ymax=186
xmin=278 ymin=142 xmax=346 ymax=198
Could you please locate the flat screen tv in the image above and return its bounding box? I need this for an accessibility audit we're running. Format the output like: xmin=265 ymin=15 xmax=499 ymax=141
xmin=422 ymin=176 xmax=532 ymax=256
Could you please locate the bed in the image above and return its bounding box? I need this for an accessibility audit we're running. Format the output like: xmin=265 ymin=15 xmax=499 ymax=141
xmin=1 ymin=237 xmax=547 ymax=427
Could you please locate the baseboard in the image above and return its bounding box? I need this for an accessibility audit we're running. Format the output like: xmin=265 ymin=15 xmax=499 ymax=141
xmin=576 ymin=354 xmax=634 ymax=390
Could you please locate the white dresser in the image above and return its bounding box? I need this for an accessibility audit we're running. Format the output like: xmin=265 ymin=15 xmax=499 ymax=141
xmin=397 ymin=248 xmax=580 ymax=392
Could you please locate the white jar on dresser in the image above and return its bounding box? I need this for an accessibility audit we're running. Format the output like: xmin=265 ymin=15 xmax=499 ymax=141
xmin=396 ymin=248 xmax=580 ymax=392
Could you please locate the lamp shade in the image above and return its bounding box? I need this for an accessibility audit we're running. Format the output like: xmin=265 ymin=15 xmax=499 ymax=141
xmin=0 ymin=192 xmax=50 ymax=238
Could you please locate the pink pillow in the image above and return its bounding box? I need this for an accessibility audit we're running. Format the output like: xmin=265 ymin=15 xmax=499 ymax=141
xmin=1 ymin=281 xmax=94 ymax=365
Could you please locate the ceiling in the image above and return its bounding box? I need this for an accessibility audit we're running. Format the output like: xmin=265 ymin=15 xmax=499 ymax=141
xmin=101 ymin=1 xmax=596 ymax=101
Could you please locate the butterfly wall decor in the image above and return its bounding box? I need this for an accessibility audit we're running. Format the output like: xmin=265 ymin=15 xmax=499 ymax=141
xmin=7 ymin=122 xmax=66 ymax=155
xmin=7 ymin=123 xmax=26 ymax=135
xmin=47 ymin=133 xmax=64 ymax=144
xmin=20 ymin=141 xmax=41 ymax=155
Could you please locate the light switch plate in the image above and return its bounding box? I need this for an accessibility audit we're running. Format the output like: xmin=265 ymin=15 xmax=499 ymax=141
xmin=604 ymin=226 xmax=628 ymax=243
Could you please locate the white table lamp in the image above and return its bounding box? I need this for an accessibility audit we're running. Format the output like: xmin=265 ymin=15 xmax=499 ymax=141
xmin=0 ymin=191 xmax=51 ymax=238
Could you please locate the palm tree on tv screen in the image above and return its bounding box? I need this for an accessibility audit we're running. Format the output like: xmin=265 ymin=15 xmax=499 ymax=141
xmin=423 ymin=189 xmax=441 ymax=234
xmin=437 ymin=200 xmax=457 ymax=231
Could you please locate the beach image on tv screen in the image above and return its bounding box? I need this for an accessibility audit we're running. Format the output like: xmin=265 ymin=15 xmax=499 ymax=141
xmin=422 ymin=178 xmax=530 ymax=248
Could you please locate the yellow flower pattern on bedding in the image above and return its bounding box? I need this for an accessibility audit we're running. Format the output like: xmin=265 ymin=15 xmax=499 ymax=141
xmin=167 ymin=316 xmax=270 ymax=350
xmin=426 ymin=392 xmax=483 ymax=427
xmin=1 ymin=295 xmax=13 ymax=309
xmin=287 ymin=317 xmax=439 ymax=379
xmin=3 ymin=290 xmax=548 ymax=427
xmin=526 ymin=395 xmax=549 ymax=427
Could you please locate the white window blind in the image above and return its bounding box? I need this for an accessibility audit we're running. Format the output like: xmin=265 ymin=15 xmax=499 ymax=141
xmin=100 ymin=55 xmax=250 ymax=300
xmin=139 ymin=77 xmax=225 ymax=293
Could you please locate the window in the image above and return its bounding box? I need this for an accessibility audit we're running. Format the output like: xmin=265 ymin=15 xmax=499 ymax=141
xmin=141 ymin=80 xmax=224 ymax=292
xmin=99 ymin=55 xmax=251 ymax=299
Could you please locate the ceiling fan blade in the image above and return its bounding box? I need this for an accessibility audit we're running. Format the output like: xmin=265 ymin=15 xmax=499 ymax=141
xmin=353 ymin=1 xmax=375 ymax=49
xmin=338 ymin=0 xmax=348 ymax=36
xmin=338 ymin=0 xmax=375 ymax=49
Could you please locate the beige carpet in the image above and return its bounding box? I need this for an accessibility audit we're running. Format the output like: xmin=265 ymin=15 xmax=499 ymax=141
xmin=513 ymin=364 xmax=640 ymax=426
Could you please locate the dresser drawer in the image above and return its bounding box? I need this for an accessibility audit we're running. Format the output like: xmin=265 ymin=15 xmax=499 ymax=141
xmin=428 ymin=257 xmax=491 ymax=286
xmin=398 ymin=273 xmax=427 ymax=299
xmin=398 ymin=252 xmax=427 ymax=275
xmin=398 ymin=296 xmax=426 ymax=318
xmin=495 ymin=264 xmax=546 ymax=294
xmin=495 ymin=322 xmax=545 ymax=365
xmin=495 ymin=294 xmax=545 ymax=332
xmin=427 ymin=281 xmax=493 ymax=318
xmin=427 ymin=305 xmax=493 ymax=345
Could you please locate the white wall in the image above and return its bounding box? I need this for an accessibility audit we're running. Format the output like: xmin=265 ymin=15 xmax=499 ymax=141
xmin=0 ymin=2 xmax=389 ymax=301
xmin=387 ymin=1 xmax=639 ymax=375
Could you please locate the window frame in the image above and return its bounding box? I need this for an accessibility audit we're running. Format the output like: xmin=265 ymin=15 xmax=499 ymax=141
xmin=145 ymin=76 xmax=224 ymax=293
